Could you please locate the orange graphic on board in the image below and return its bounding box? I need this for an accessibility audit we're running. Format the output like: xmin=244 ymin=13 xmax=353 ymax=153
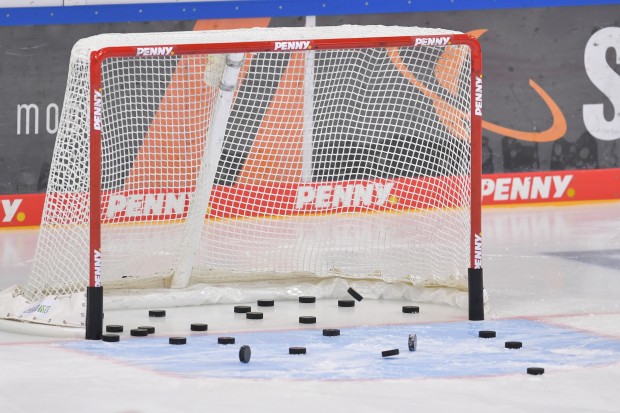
xmin=387 ymin=47 xmax=470 ymax=141
xmin=482 ymin=78 xmax=567 ymax=142
xmin=467 ymin=29 xmax=566 ymax=143
xmin=471 ymin=29 xmax=567 ymax=142
xmin=390 ymin=28 xmax=567 ymax=143
xmin=124 ymin=18 xmax=271 ymax=190
xmin=125 ymin=22 xmax=567 ymax=191
xmin=236 ymin=51 xmax=306 ymax=185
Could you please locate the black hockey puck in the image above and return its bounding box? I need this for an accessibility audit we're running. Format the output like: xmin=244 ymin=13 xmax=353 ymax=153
xmin=234 ymin=305 xmax=251 ymax=314
xmin=299 ymin=316 xmax=316 ymax=324
xmin=239 ymin=345 xmax=252 ymax=363
xmin=289 ymin=347 xmax=307 ymax=355
xmin=505 ymin=341 xmax=523 ymax=349
xmin=402 ymin=305 xmax=420 ymax=313
xmin=130 ymin=328 xmax=148 ymax=337
xmin=148 ymin=310 xmax=166 ymax=317
xmin=102 ymin=333 xmax=120 ymax=342
xmin=347 ymin=287 xmax=364 ymax=302
xmin=218 ymin=336 xmax=235 ymax=345
xmin=338 ymin=299 xmax=355 ymax=308
xmin=408 ymin=334 xmax=417 ymax=351
xmin=190 ymin=323 xmax=208 ymax=332
xmin=169 ymin=337 xmax=187 ymax=345
xmin=382 ymin=349 xmax=400 ymax=357
xmin=105 ymin=324 xmax=123 ymax=333
xmin=246 ymin=312 xmax=264 ymax=320
xmin=527 ymin=367 xmax=545 ymax=375
xmin=257 ymin=299 xmax=274 ymax=307
xmin=479 ymin=330 xmax=496 ymax=338
xmin=299 ymin=296 xmax=316 ymax=303
xmin=323 ymin=328 xmax=340 ymax=337
xmin=138 ymin=326 xmax=155 ymax=334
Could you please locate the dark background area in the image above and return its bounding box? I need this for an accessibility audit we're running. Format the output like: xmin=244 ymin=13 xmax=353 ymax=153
xmin=0 ymin=4 xmax=618 ymax=194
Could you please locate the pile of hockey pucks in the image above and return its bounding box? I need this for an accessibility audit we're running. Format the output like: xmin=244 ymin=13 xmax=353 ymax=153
xmin=102 ymin=309 xmax=210 ymax=343
xmin=478 ymin=329 xmax=544 ymax=375
xmin=100 ymin=289 xmax=428 ymax=365
xmin=111 ymin=309 xmax=164 ymax=339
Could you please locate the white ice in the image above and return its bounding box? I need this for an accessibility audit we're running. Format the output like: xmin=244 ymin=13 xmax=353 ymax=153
xmin=0 ymin=202 xmax=619 ymax=412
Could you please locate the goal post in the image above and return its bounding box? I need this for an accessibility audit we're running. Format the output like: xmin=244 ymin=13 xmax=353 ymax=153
xmin=0 ymin=25 xmax=484 ymax=338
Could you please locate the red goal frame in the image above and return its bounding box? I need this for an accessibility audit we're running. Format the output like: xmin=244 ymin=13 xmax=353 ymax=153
xmin=86 ymin=34 xmax=484 ymax=339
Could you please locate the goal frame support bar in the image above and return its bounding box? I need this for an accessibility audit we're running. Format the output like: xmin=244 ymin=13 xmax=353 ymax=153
xmin=85 ymin=32 xmax=484 ymax=339
xmin=85 ymin=286 xmax=103 ymax=340
xmin=468 ymin=268 xmax=484 ymax=321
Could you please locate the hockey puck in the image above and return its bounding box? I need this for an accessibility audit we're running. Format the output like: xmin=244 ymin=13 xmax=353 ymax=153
xmin=138 ymin=326 xmax=155 ymax=334
xmin=239 ymin=345 xmax=252 ymax=363
xmin=105 ymin=324 xmax=123 ymax=333
xmin=130 ymin=328 xmax=148 ymax=337
xmin=102 ymin=333 xmax=120 ymax=342
xmin=527 ymin=367 xmax=545 ymax=375
xmin=505 ymin=341 xmax=523 ymax=349
xmin=289 ymin=347 xmax=307 ymax=355
xmin=148 ymin=310 xmax=166 ymax=317
xmin=299 ymin=316 xmax=316 ymax=324
xmin=323 ymin=328 xmax=340 ymax=337
xmin=479 ymin=330 xmax=496 ymax=338
xmin=338 ymin=299 xmax=355 ymax=308
xmin=347 ymin=287 xmax=364 ymax=302
xmin=190 ymin=323 xmax=208 ymax=332
xmin=402 ymin=305 xmax=420 ymax=314
xmin=408 ymin=334 xmax=417 ymax=351
xmin=257 ymin=299 xmax=274 ymax=307
xmin=382 ymin=349 xmax=400 ymax=357
xmin=246 ymin=312 xmax=264 ymax=320
xmin=234 ymin=305 xmax=251 ymax=314
xmin=299 ymin=296 xmax=316 ymax=304
xmin=169 ymin=337 xmax=187 ymax=345
xmin=218 ymin=336 xmax=235 ymax=345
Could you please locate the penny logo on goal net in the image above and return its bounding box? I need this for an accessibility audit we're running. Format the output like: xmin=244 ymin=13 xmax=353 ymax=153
xmin=274 ymin=40 xmax=312 ymax=51
xmin=475 ymin=77 xmax=482 ymax=116
xmin=93 ymin=90 xmax=103 ymax=131
xmin=414 ymin=36 xmax=451 ymax=46
xmin=295 ymin=182 xmax=395 ymax=210
xmin=474 ymin=233 xmax=482 ymax=269
xmin=93 ymin=249 xmax=102 ymax=286
xmin=136 ymin=46 xmax=174 ymax=56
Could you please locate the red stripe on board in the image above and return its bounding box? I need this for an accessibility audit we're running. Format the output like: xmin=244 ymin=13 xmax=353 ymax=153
xmin=481 ymin=168 xmax=620 ymax=205
xmin=2 ymin=170 xmax=619 ymax=228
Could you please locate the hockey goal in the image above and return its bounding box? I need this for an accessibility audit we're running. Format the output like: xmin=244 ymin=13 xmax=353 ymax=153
xmin=0 ymin=25 xmax=483 ymax=338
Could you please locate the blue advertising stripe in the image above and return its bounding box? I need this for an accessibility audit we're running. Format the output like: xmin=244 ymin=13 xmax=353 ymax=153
xmin=0 ymin=0 xmax=618 ymax=27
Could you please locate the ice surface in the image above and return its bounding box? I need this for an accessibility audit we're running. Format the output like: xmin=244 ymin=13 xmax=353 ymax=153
xmin=0 ymin=202 xmax=619 ymax=412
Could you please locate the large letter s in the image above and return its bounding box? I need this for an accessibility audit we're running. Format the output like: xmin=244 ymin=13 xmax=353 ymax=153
xmin=583 ymin=27 xmax=620 ymax=141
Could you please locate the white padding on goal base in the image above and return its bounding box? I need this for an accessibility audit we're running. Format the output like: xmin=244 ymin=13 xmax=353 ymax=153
xmin=0 ymin=285 xmax=85 ymax=336
xmin=0 ymin=280 xmax=487 ymax=336
xmin=104 ymin=278 xmax=473 ymax=311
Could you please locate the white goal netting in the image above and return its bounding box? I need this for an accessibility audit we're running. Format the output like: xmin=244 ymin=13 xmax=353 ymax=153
xmin=1 ymin=25 xmax=478 ymax=328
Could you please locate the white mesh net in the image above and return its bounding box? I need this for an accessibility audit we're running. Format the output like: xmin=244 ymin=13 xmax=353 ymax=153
xmin=2 ymin=26 xmax=477 ymax=327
